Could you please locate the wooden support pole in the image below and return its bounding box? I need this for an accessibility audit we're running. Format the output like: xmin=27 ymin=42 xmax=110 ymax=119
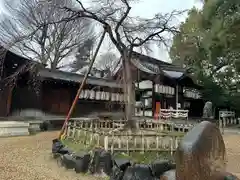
xmin=176 ymin=84 xmax=179 ymax=111
xmin=58 ymin=29 xmax=107 ymax=139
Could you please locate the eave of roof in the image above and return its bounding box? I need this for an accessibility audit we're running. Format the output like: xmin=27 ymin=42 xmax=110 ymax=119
xmin=131 ymin=56 xmax=186 ymax=79
xmin=112 ymin=51 xmax=187 ymax=79
xmin=38 ymin=68 xmax=122 ymax=88
xmin=0 ymin=47 xmax=121 ymax=88
xmin=131 ymin=51 xmax=171 ymax=66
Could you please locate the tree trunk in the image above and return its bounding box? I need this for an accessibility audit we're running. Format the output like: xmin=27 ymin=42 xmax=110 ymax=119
xmin=123 ymin=50 xmax=138 ymax=130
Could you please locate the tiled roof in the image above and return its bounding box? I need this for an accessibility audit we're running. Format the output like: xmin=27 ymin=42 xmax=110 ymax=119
xmin=112 ymin=51 xmax=186 ymax=79
xmin=38 ymin=68 xmax=122 ymax=88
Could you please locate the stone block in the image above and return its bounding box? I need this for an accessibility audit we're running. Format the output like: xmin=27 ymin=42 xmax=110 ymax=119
xmin=0 ymin=121 xmax=29 ymax=137
xmin=175 ymin=121 xmax=226 ymax=180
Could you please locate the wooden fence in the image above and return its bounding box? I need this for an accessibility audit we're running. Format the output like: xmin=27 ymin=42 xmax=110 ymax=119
xmin=66 ymin=119 xmax=185 ymax=155
xmin=67 ymin=118 xmax=193 ymax=133
xmin=159 ymin=109 xmax=189 ymax=122
xmin=218 ymin=111 xmax=239 ymax=134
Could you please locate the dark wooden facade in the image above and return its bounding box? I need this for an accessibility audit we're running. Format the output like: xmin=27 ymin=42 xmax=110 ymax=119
xmin=0 ymin=50 xmax=34 ymax=117
xmin=0 ymin=85 xmax=12 ymax=116
xmin=0 ymin=49 xmax=204 ymax=119
xmin=112 ymin=51 xmax=204 ymax=118
xmin=0 ymin=50 xmax=124 ymax=118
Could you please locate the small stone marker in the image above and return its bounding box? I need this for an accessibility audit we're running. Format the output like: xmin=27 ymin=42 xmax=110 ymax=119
xmin=160 ymin=169 xmax=176 ymax=180
xmin=175 ymin=121 xmax=226 ymax=180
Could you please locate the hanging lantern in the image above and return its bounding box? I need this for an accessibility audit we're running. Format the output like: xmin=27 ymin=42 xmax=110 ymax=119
xmin=106 ymin=92 xmax=110 ymax=100
xmin=119 ymin=94 xmax=123 ymax=102
xmin=89 ymin=90 xmax=95 ymax=99
xmin=84 ymin=89 xmax=90 ymax=99
xmin=169 ymin=87 xmax=172 ymax=95
xmin=79 ymin=90 xmax=85 ymax=99
xmin=119 ymin=93 xmax=123 ymax=101
xmin=162 ymin=86 xmax=166 ymax=94
xmin=101 ymin=91 xmax=106 ymax=100
xmin=159 ymin=85 xmax=163 ymax=93
xmin=96 ymin=91 xmax=101 ymax=100
xmin=115 ymin=93 xmax=118 ymax=101
xmin=111 ymin=93 xmax=116 ymax=101
xmin=154 ymin=84 xmax=159 ymax=93
xmin=114 ymin=93 xmax=116 ymax=101
xmin=166 ymin=86 xmax=169 ymax=94
xmin=117 ymin=93 xmax=121 ymax=101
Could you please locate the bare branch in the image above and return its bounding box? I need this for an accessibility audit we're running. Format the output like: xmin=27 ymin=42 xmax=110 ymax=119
xmin=114 ymin=0 xmax=131 ymax=46
xmin=0 ymin=0 xmax=95 ymax=70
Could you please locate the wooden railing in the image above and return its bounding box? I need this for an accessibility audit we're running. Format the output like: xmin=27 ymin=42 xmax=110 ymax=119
xmin=67 ymin=118 xmax=193 ymax=133
xmin=65 ymin=119 xmax=186 ymax=155
xmin=218 ymin=111 xmax=239 ymax=133
xmin=103 ymin=132 xmax=181 ymax=155
xmin=219 ymin=111 xmax=235 ymax=118
xmin=159 ymin=109 xmax=189 ymax=121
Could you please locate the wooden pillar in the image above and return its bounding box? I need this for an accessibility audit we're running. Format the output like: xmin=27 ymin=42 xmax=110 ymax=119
xmin=6 ymin=86 xmax=13 ymax=116
xmin=176 ymin=84 xmax=179 ymax=110
xmin=152 ymin=80 xmax=155 ymax=117
xmin=137 ymin=68 xmax=140 ymax=90
xmin=132 ymin=82 xmax=136 ymax=116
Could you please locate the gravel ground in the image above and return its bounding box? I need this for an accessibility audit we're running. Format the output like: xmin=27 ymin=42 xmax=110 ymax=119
xmin=0 ymin=131 xmax=97 ymax=180
xmin=224 ymin=134 xmax=240 ymax=177
xmin=0 ymin=131 xmax=240 ymax=179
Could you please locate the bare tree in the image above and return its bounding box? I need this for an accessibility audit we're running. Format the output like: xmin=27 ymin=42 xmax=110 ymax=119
xmin=0 ymin=0 xmax=95 ymax=70
xmin=48 ymin=0 xmax=182 ymax=129
xmin=72 ymin=51 xmax=118 ymax=77
xmin=71 ymin=43 xmax=118 ymax=78
xmin=97 ymin=52 xmax=118 ymax=71
xmin=70 ymin=37 xmax=95 ymax=73
xmin=92 ymin=52 xmax=119 ymax=77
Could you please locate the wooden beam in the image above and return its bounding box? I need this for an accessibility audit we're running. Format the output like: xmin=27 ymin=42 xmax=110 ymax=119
xmin=6 ymin=86 xmax=13 ymax=116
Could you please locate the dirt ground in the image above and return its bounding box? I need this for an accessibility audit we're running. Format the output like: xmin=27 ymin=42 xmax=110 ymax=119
xmin=0 ymin=131 xmax=240 ymax=180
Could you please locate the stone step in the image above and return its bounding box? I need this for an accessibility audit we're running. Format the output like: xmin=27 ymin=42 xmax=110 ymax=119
xmin=0 ymin=121 xmax=29 ymax=137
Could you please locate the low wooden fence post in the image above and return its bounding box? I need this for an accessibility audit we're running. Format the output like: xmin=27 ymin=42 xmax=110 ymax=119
xmin=64 ymin=118 xmax=186 ymax=155
xmin=72 ymin=120 xmax=77 ymax=138
xmin=104 ymin=136 xmax=109 ymax=151
xmin=66 ymin=122 xmax=71 ymax=137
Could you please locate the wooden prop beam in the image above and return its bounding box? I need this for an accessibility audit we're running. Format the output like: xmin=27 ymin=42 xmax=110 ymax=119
xmin=58 ymin=29 xmax=106 ymax=139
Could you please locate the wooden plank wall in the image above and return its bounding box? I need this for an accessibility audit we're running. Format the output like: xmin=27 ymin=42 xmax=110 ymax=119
xmin=0 ymin=85 xmax=12 ymax=116
xmin=42 ymin=88 xmax=71 ymax=115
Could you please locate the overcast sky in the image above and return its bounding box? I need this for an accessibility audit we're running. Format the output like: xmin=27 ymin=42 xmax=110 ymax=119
xmin=128 ymin=0 xmax=202 ymax=62
xmin=0 ymin=0 xmax=202 ymax=63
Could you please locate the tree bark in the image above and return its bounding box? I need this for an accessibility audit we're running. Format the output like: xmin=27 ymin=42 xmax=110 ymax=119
xmin=122 ymin=50 xmax=137 ymax=130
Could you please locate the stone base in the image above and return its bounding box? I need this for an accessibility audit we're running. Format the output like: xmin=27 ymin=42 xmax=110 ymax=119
xmin=0 ymin=121 xmax=30 ymax=137
xmin=28 ymin=120 xmax=43 ymax=132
